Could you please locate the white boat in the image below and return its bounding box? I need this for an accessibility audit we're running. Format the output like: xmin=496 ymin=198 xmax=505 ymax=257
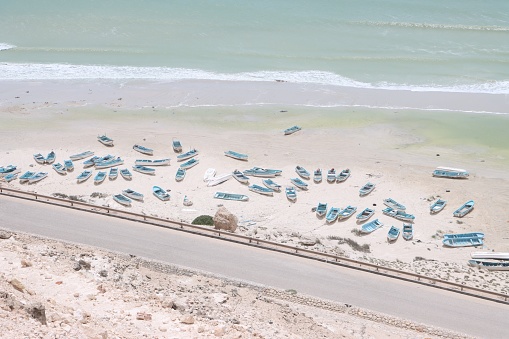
xmin=356 ymin=208 xmax=375 ymax=221
xmin=359 ymin=182 xmax=375 ymax=196
xmin=430 ymin=198 xmax=447 ymax=214
xmin=135 ymin=158 xmax=171 ymax=166
xmin=64 ymin=159 xmax=74 ymax=171
xmin=444 ymin=232 xmax=484 ymax=239
xmin=326 ymin=168 xmax=336 ymax=183
xmin=262 ymin=178 xmax=281 ymax=192
xmin=122 ymin=189 xmax=144 ymax=201
xmin=172 ymin=139 xmax=182 ymax=153
xmin=326 ymin=207 xmax=341 ymax=223
xmin=383 ymin=207 xmax=416 ymax=222
xmin=387 ymin=226 xmax=400 ymax=242
xmin=133 ymin=144 xmax=154 ymax=155
xmin=109 ymin=168 xmax=118 ymax=180
xmin=290 ymin=177 xmax=308 ymax=190
xmin=432 ymin=166 xmax=469 ymax=179
xmin=214 ymin=192 xmax=249 ymax=201
xmin=95 ymin=157 xmax=124 ymax=169
xmin=175 ymin=168 xmax=186 ymax=181
xmin=19 ymin=171 xmax=35 ymax=183
xmin=336 ymin=169 xmax=350 ymax=183
xmin=69 ymin=151 xmax=94 ymax=161
xmin=183 ymin=195 xmax=193 ymax=206
xmin=113 ymin=194 xmax=131 ymax=206
xmin=243 ymin=167 xmax=281 ymax=178
xmin=442 ymin=237 xmax=483 ymax=247
xmin=98 ymin=135 xmax=114 ymax=146
xmin=132 ymin=165 xmax=156 ymax=175
xmin=0 ymin=165 xmax=19 ymax=177
xmin=316 ymin=203 xmax=327 ymax=217
xmin=338 ymin=205 xmax=357 ymax=220
xmin=284 ymin=125 xmax=301 ymax=135
xmin=471 ymin=252 xmax=509 ymax=260
xmin=52 ymin=163 xmax=67 ymax=175
xmin=232 ymin=169 xmax=249 ymax=184
xmin=83 ymin=156 xmax=100 ymax=168
xmin=180 ymin=158 xmax=199 ymax=170
xmin=402 ymin=223 xmax=413 ymax=240
xmin=28 ymin=172 xmax=48 ymax=183
xmin=177 ymin=149 xmax=199 ymax=161
xmin=453 ymin=200 xmax=474 ymax=217
xmin=360 ymin=219 xmax=383 ymax=234
xmin=248 ymin=184 xmax=274 ymax=196
xmin=120 ymin=168 xmax=132 ymax=180
xmin=33 ymin=153 xmax=45 ymax=164
xmin=468 ymin=260 xmax=509 ymax=271
xmin=153 ymin=186 xmax=170 ymax=201
xmin=313 ymin=169 xmax=322 ymax=183
xmin=383 ymin=198 xmax=406 ymax=211
xmin=224 ymin=150 xmax=248 ymax=161
xmin=94 ymin=171 xmax=107 ymax=184
xmin=3 ymin=172 xmax=18 ymax=182
xmin=207 ymin=173 xmax=232 ymax=187
xmin=45 ymin=151 xmax=56 ymax=164
xmin=295 ymin=166 xmax=310 ymax=179
xmin=203 ymin=168 xmax=216 ymax=182
xmin=285 ymin=186 xmax=297 ymax=201
xmin=77 ymin=170 xmax=92 ymax=183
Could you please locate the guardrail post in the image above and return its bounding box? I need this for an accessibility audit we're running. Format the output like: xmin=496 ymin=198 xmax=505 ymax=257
xmin=35 ymin=195 xmax=38 ymax=200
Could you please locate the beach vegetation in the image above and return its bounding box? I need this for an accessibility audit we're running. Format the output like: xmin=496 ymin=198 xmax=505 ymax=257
xmin=330 ymin=237 xmax=370 ymax=253
xmin=191 ymin=215 xmax=214 ymax=226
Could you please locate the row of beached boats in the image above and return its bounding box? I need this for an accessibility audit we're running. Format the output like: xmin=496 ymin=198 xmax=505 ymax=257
xmin=467 ymin=252 xmax=509 ymax=271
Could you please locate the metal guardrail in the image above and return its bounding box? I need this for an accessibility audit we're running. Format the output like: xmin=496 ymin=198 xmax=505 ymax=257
xmin=1 ymin=185 xmax=507 ymax=304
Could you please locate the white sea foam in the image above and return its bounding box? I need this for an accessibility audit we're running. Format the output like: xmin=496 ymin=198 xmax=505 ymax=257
xmin=0 ymin=43 xmax=15 ymax=51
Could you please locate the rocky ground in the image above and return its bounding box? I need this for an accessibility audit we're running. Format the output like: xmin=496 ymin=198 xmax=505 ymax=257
xmin=0 ymin=229 xmax=473 ymax=339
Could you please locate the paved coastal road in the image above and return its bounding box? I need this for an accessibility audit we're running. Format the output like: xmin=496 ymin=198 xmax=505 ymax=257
xmin=1 ymin=196 xmax=508 ymax=338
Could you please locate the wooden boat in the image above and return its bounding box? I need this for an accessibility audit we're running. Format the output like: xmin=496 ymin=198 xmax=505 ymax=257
xmin=316 ymin=203 xmax=327 ymax=217
xmin=180 ymin=158 xmax=199 ymax=170
xmin=262 ymin=178 xmax=281 ymax=192
xmin=326 ymin=207 xmax=341 ymax=223
xmin=172 ymin=139 xmax=182 ymax=153
xmin=468 ymin=260 xmax=509 ymax=271
xmin=0 ymin=165 xmax=19 ymax=177
xmin=387 ymin=226 xmax=400 ymax=242
xmin=33 ymin=153 xmax=46 ymax=164
xmin=338 ymin=205 xmax=357 ymax=220
xmin=361 ymin=219 xmax=383 ymax=234
xmin=120 ymin=168 xmax=132 ymax=180
xmin=224 ymin=150 xmax=248 ymax=161
xmin=64 ymin=159 xmax=74 ymax=171
xmin=77 ymin=170 xmax=92 ymax=183
xmin=432 ymin=167 xmax=469 ymax=179
xmin=214 ymin=192 xmax=249 ymax=201
xmin=109 ymin=168 xmax=118 ymax=180
xmin=19 ymin=171 xmax=35 ymax=183
xmin=443 ymin=232 xmax=484 ymax=239
xmin=207 ymin=173 xmax=232 ymax=187
xmin=94 ymin=171 xmax=107 ymax=184
xmin=359 ymin=182 xmax=375 ymax=196
xmin=313 ymin=169 xmax=322 ymax=183
xmin=113 ymin=194 xmax=131 ymax=206
xmin=69 ymin=151 xmax=94 ymax=161
xmin=295 ymin=166 xmax=310 ymax=179
xmin=3 ymin=173 xmax=18 ymax=182
xmin=326 ymin=169 xmax=336 ymax=183
xmin=248 ymin=184 xmax=274 ymax=196
xmin=98 ymin=135 xmax=114 ymax=146
xmin=95 ymin=157 xmax=124 ymax=169
xmin=183 ymin=195 xmax=193 ymax=206
xmin=175 ymin=168 xmax=186 ymax=182
xmin=203 ymin=168 xmax=216 ymax=182
xmin=153 ymin=186 xmax=170 ymax=201
xmin=453 ymin=200 xmax=474 ymax=217
xmin=291 ymin=177 xmax=308 ymax=190
xmin=442 ymin=237 xmax=483 ymax=247
xmin=430 ymin=198 xmax=447 ymax=214
xmin=471 ymin=252 xmax=509 ymax=260
xmin=243 ymin=168 xmax=278 ymax=178
xmin=52 ymin=163 xmax=67 ymax=175
xmin=284 ymin=125 xmax=301 ymax=135
xmin=232 ymin=169 xmax=249 ymax=184
xmin=383 ymin=207 xmax=415 ymax=222
xmin=402 ymin=223 xmax=413 ymax=240
xmin=356 ymin=208 xmax=375 ymax=221
xmin=45 ymin=151 xmax=56 ymax=164
xmin=133 ymin=144 xmax=153 ymax=155
xmin=383 ymin=198 xmax=406 ymax=210
xmin=132 ymin=165 xmax=156 ymax=175
xmin=122 ymin=189 xmax=144 ymax=201
xmin=177 ymin=149 xmax=198 ymax=161
xmin=28 ymin=172 xmax=48 ymax=183
xmin=336 ymin=168 xmax=351 ymax=183
xmin=135 ymin=158 xmax=170 ymax=166
xmin=285 ymin=186 xmax=297 ymax=201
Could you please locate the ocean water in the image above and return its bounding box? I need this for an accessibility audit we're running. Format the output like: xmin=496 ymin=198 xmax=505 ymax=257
xmin=1 ymin=0 xmax=508 ymax=94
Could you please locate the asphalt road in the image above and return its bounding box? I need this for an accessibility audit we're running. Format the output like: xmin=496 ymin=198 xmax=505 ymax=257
xmin=1 ymin=195 xmax=508 ymax=338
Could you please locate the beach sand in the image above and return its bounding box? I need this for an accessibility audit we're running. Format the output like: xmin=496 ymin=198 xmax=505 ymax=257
xmin=1 ymin=80 xmax=508 ymax=295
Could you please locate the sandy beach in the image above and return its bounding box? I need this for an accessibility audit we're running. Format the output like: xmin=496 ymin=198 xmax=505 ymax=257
xmin=1 ymin=79 xmax=509 ymax=297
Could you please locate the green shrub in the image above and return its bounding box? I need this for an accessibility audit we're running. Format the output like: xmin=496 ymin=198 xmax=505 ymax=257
xmin=191 ymin=215 xmax=214 ymax=226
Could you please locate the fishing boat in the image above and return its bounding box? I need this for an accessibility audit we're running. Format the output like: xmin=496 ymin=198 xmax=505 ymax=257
xmin=98 ymin=134 xmax=114 ymax=146
xmin=387 ymin=226 xmax=400 ymax=242
xmin=0 ymin=165 xmax=19 ymax=177
xmin=175 ymin=168 xmax=186 ymax=181
xmin=64 ymin=159 xmax=74 ymax=171
xmin=95 ymin=157 xmax=124 ymax=169
xmin=432 ymin=167 xmax=469 ymax=179
xmin=262 ymin=178 xmax=281 ymax=192
xmin=183 ymin=195 xmax=193 ymax=206
xmin=430 ymin=198 xmax=447 ymax=214
xmin=28 ymin=172 xmax=48 ymax=184
xmin=313 ymin=168 xmax=322 ymax=183
xmin=359 ymin=182 xmax=376 ymax=196
xmin=285 ymin=186 xmax=297 ymax=201
xmin=3 ymin=173 xmax=18 ymax=182
xmin=109 ymin=168 xmax=118 ymax=180
xmin=316 ymin=203 xmax=327 ymax=217
xmin=94 ymin=171 xmax=107 ymax=184
xmin=122 ymin=189 xmax=144 ymax=201
xmin=83 ymin=156 xmax=101 ymax=168
xmin=326 ymin=207 xmax=341 ymax=223
xmin=33 ymin=153 xmax=46 ymax=164
xmin=120 ymin=168 xmax=132 ymax=180
xmin=453 ymin=200 xmax=474 ymax=217
xmin=402 ymin=223 xmax=413 ymax=240
xmin=172 ymin=139 xmax=182 ymax=153
xmin=224 ymin=150 xmax=248 ymax=161
xmin=69 ymin=150 xmax=94 ymax=161
xmin=19 ymin=171 xmax=35 ymax=183
xmin=326 ymin=169 xmax=336 ymax=183
xmin=383 ymin=207 xmax=415 ymax=222
xmin=180 ymin=158 xmax=199 ymax=170
xmin=468 ymin=260 xmax=509 ymax=271
xmin=248 ymin=184 xmax=274 ymax=196
xmin=113 ymin=194 xmax=131 ymax=206
xmin=360 ymin=219 xmax=383 ymax=234
xmin=153 ymin=186 xmax=170 ymax=201
xmin=338 ymin=205 xmax=357 ymax=220
xmin=134 ymin=158 xmax=171 ymax=166
xmin=252 ymin=167 xmax=282 ymax=176
xmin=442 ymin=237 xmax=483 ymax=247
xmin=295 ymin=166 xmax=310 ymax=179
xmin=203 ymin=168 xmax=216 ymax=181
xmin=207 ymin=173 xmax=232 ymax=187
xmin=291 ymin=177 xmax=308 ymax=190
xmin=214 ymin=192 xmax=249 ymax=201
xmin=471 ymin=252 xmax=509 ymax=260
xmin=232 ymin=169 xmax=249 ymax=184
xmin=45 ymin=151 xmax=56 ymax=164
xmin=336 ymin=168 xmax=351 ymax=183
xmin=383 ymin=198 xmax=406 ymax=211
xmin=243 ymin=168 xmax=278 ymax=178
xmin=132 ymin=165 xmax=156 ymax=175
xmin=177 ymin=148 xmax=198 ymax=161
xmin=356 ymin=208 xmax=375 ymax=222
xmin=443 ymin=232 xmax=484 ymax=239
xmin=284 ymin=125 xmax=301 ymax=135
xmin=52 ymin=163 xmax=67 ymax=175
xmin=77 ymin=170 xmax=92 ymax=183
xmin=133 ymin=144 xmax=154 ymax=155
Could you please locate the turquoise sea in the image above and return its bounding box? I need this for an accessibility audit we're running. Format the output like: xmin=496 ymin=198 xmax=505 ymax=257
xmin=1 ymin=0 xmax=508 ymax=94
